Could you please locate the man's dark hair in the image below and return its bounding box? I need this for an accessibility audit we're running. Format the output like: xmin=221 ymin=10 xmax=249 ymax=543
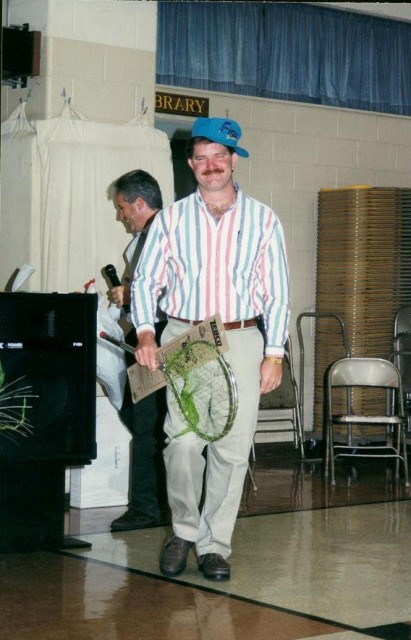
xmin=111 ymin=169 xmax=163 ymax=210
xmin=185 ymin=137 xmax=235 ymax=160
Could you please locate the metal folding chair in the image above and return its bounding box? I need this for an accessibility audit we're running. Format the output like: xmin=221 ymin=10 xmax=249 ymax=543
xmin=391 ymin=332 xmax=411 ymax=436
xmin=296 ymin=312 xmax=351 ymax=442
xmin=394 ymin=304 xmax=411 ymax=336
xmin=392 ymin=305 xmax=411 ymax=437
xmin=325 ymin=357 xmax=409 ymax=487
xmin=253 ymin=337 xmax=304 ymax=459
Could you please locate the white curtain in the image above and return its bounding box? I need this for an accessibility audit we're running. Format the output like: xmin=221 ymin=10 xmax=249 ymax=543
xmin=1 ymin=102 xmax=174 ymax=294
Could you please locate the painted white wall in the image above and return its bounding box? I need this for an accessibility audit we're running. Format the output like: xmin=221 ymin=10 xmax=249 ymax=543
xmin=2 ymin=0 xmax=158 ymax=48
xmin=310 ymin=2 xmax=411 ymax=22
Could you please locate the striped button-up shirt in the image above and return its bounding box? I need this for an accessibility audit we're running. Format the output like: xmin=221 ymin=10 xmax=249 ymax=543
xmin=131 ymin=185 xmax=290 ymax=356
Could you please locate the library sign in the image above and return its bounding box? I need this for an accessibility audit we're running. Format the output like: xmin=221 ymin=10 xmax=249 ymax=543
xmin=155 ymin=91 xmax=209 ymax=117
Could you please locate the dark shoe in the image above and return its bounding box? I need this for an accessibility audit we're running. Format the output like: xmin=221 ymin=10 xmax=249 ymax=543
xmin=160 ymin=534 xmax=193 ymax=576
xmin=110 ymin=509 xmax=159 ymax=532
xmin=198 ymin=553 xmax=231 ymax=581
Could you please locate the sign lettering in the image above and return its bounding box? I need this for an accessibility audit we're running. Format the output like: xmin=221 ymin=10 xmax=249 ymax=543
xmin=155 ymin=92 xmax=209 ymax=117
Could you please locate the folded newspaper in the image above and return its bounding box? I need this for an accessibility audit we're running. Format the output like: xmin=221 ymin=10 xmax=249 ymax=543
xmin=127 ymin=314 xmax=228 ymax=403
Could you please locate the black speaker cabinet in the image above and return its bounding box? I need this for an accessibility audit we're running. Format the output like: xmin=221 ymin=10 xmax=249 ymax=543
xmin=0 ymin=292 xmax=97 ymax=464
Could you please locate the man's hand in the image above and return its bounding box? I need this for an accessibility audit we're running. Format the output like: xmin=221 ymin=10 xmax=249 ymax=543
xmin=135 ymin=331 xmax=158 ymax=372
xmin=109 ymin=285 xmax=131 ymax=309
xmin=260 ymin=357 xmax=283 ymax=394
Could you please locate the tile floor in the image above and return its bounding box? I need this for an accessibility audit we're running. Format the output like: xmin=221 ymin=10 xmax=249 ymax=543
xmin=1 ymin=444 xmax=410 ymax=640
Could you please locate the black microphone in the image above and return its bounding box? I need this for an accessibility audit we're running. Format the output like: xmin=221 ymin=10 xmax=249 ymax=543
xmin=100 ymin=331 xmax=135 ymax=354
xmin=104 ymin=264 xmax=130 ymax=312
xmin=104 ymin=264 xmax=122 ymax=287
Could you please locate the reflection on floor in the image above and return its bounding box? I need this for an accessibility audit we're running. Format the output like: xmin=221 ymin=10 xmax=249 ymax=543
xmin=2 ymin=443 xmax=411 ymax=640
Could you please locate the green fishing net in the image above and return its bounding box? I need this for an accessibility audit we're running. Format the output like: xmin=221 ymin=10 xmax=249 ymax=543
xmin=162 ymin=341 xmax=238 ymax=442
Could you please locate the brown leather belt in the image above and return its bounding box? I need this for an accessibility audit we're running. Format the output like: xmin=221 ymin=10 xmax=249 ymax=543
xmin=169 ymin=317 xmax=258 ymax=330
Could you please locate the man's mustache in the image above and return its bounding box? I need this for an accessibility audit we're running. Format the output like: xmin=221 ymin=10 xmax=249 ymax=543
xmin=202 ymin=168 xmax=224 ymax=176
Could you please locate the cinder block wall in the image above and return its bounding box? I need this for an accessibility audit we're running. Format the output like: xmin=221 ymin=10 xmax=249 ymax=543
xmin=1 ymin=0 xmax=158 ymax=122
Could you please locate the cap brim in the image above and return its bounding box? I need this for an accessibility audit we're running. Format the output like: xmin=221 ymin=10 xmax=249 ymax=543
xmin=233 ymin=146 xmax=249 ymax=158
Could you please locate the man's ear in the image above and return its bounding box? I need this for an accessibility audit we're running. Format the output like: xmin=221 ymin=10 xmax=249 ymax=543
xmin=231 ymin=152 xmax=239 ymax=169
xmin=135 ymin=196 xmax=145 ymax=210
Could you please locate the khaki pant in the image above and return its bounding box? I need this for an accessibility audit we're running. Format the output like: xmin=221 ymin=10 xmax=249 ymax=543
xmin=162 ymin=318 xmax=264 ymax=558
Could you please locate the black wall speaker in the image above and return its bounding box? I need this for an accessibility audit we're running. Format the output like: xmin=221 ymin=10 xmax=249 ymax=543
xmin=2 ymin=26 xmax=41 ymax=84
xmin=0 ymin=292 xmax=97 ymax=464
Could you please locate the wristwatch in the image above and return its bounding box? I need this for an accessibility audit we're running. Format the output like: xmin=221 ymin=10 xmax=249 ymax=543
xmin=268 ymin=357 xmax=283 ymax=365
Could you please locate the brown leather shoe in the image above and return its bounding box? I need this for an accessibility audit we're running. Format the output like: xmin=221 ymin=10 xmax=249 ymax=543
xmin=110 ymin=509 xmax=160 ymax=532
xmin=198 ymin=553 xmax=231 ymax=580
xmin=160 ymin=534 xmax=193 ymax=576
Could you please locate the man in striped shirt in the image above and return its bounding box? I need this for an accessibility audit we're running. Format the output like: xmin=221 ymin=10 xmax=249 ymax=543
xmin=131 ymin=117 xmax=290 ymax=581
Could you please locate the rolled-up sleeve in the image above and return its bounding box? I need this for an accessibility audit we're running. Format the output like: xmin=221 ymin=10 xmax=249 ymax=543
xmin=261 ymin=214 xmax=290 ymax=357
xmin=130 ymin=212 xmax=169 ymax=335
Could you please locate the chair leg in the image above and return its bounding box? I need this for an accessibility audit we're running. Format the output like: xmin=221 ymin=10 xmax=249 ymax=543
xmin=324 ymin=419 xmax=330 ymax=478
xmin=388 ymin=424 xmax=400 ymax=480
xmin=295 ymin=402 xmax=305 ymax=459
xmin=327 ymin=422 xmax=336 ymax=486
xmin=401 ymin=426 xmax=410 ymax=487
xmin=247 ymin=462 xmax=258 ymax=492
xmin=251 ymin=441 xmax=256 ymax=463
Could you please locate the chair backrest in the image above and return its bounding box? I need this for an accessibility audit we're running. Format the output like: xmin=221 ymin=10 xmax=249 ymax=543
xmin=259 ymin=355 xmax=297 ymax=410
xmin=259 ymin=337 xmax=299 ymax=410
xmin=393 ymin=332 xmax=411 ymax=394
xmin=328 ymin=357 xmax=401 ymax=390
xmin=394 ymin=305 xmax=411 ymax=337
xmin=327 ymin=357 xmax=404 ymax=419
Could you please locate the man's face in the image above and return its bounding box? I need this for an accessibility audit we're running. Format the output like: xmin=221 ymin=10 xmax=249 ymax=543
xmin=188 ymin=141 xmax=238 ymax=194
xmin=115 ymin=193 xmax=146 ymax=234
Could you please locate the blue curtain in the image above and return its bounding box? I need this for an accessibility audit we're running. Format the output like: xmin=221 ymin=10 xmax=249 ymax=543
xmin=156 ymin=2 xmax=411 ymax=116
xmin=156 ymin=2 xmax=261 ymax=95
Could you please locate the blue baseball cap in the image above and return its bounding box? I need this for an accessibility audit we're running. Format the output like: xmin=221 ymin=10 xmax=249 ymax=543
xmin=191 ymin=117 xmax=249 ymax=157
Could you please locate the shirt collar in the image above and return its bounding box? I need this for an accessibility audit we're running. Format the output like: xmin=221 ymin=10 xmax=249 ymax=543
xmin=195 ymin=182 xmax=241 ymax=208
